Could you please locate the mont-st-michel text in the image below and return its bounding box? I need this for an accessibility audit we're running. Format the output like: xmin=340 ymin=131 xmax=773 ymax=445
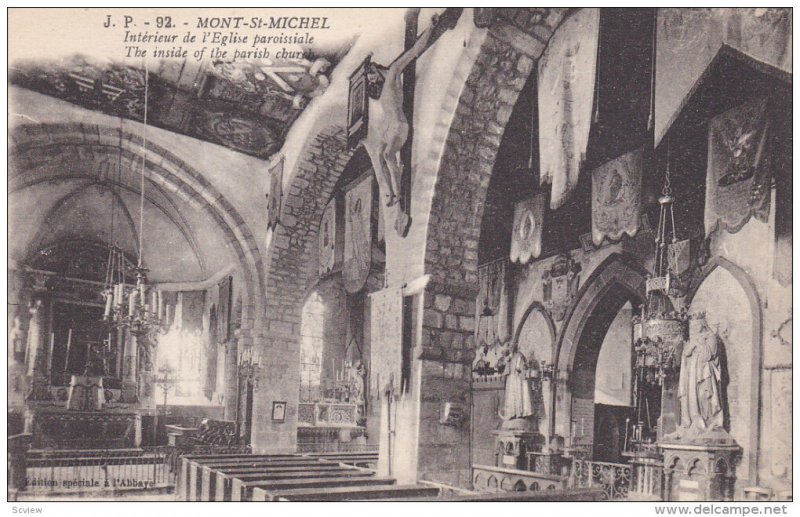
xmin=119 ymin=15 xmax=330 ymax=60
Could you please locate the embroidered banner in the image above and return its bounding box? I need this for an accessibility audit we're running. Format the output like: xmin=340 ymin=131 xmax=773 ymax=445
xmin=318 ymin=199 xmax=336 ymax=276
xmin=538 ymin=8 xmax=600 ymax=209
xmin=343 ymin=174 xmax=374 ymax=293
xmin=510 ymin=194 xmax=545 ymax=265
xmin=369 ymin=287 xmax=403 ymax=400
xmin=478 ymin=259 xmax=506 ymax=316
xmin=267 ymin=156 xmax=284 ymax=231
xmin=591 ymin=148 xmax=643 ymax=246
xmin=655 ymin=8 xmax=791 ymax=145
xmin=705 ymin=97 xmax=771 ymax=236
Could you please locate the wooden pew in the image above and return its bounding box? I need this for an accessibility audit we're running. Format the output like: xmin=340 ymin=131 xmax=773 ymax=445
xmin=208 ymin=465 xmax=361 ymax=501
xmin=310 ymin=453 xmax=379 ymax=468
xmin=231 ymin=476 xmax=394 ymax=502
xmin=178 ymin=454 xmax=296 ymax=501
xmin=375 ymin=487 xmax=606 ymax=502
xmin=260 ymin=484 xmax=440 ymax=501
xmin=193 ymin=457 xmax=337 ymax=500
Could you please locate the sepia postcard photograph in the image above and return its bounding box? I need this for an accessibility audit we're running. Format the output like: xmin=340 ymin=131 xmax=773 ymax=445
xmin=4 ymin=4 xmax=794 ymax=512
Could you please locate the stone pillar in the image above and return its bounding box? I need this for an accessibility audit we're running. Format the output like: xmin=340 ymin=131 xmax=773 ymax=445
xmin=409 ymin=284 xmax=476 ymax=488
xmin=26 ymin=298 xmax=50 ymax=400
xmin=223 ymin=339 xmax=239 ymax=420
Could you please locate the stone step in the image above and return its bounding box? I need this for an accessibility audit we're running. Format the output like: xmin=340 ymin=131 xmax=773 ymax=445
xmin=232 ymin=476 xmax=395 ymax=501
xmin=263 ymin=484 xmax=440 ymax=501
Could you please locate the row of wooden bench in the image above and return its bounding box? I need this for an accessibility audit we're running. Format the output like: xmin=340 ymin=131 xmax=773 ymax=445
xmin=178 ymin=452 xmax=441 ymax=501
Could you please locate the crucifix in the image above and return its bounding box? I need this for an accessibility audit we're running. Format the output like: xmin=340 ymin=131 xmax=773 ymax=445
xmin=362 ymin=8 xmax=462 ymax=236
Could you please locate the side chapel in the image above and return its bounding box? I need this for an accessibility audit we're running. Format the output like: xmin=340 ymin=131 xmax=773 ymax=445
xmin=8 ymin=7 xmax=792 ymax=502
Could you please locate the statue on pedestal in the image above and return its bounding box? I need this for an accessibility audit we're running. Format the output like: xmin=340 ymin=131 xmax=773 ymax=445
xmin=678 ymin=312 xmax=724 ymax=432
xmin=498 ymin=346 xmax=534 ymax=426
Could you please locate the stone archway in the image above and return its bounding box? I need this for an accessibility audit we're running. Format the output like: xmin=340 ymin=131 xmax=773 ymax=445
xmin=254 ymin=124 xmax=354 ymax=452
xmin=9 ymin=123 xmax=264 ymax=323
xmin=9 ymin=123 xmax=266 ymax=420
xmin=686 ymin=256 xmax=763 ymax=485
xmin=553 ymin=253 xmax=647 ymax=442
xmin=411 ymin=9 xmax=572 ymax=486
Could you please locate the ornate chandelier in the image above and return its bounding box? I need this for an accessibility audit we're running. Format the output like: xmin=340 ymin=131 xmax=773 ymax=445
xmin=632 ymin=156 xmax=687 ymax=386
xmin=102 ymin=63 xmax=162 ymax=341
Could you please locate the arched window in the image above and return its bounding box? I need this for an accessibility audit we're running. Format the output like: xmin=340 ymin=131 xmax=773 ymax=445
xmin=300 ymin=291 xmax=326 ymax=400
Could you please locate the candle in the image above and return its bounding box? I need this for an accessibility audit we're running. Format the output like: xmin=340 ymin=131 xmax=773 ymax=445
xmin=139 ymin=283 xmax=146 ymax=306
xmin=158 ymin=291 xmax=164 ymax=319
xmin=166 ymin=304 xmax=172 ymax=327
xmin=129 ymin=290 xmax=138 ymax=316
xmin=104 ymin=291 xmax=113 ymax=318
xmin=151 ymin=291 xmax=158 ymax=313
xmin=64 ymin=329 xmax=72 ymax=373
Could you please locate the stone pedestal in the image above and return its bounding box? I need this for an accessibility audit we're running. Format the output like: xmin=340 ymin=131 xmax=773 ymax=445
xmin=660 ymin=432 xmax=741 ymax=501
xmin=493 ymin=419 xmax=542 ymax=470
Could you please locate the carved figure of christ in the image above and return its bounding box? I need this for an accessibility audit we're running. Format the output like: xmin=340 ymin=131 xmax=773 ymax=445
xmin=364 ymin=15 xmax=437 ymax=208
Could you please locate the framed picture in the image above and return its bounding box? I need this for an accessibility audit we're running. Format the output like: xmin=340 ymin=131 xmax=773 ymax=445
xmin=272 ymin=401 xmax=287 ymax=422
xmin=347 ymin=56 xmax=370 ymax=150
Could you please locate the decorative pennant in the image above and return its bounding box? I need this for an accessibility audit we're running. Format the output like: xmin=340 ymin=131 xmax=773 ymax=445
xmin=705 ymin=97 xmax=771 ymax=236
xmin=591 ymin=148 xmax=643 ymax=246
xmin=267 ymin=156 xmax=284 ymax=231
xmin=538 ymin=8 xmax=600 ymax=209
xmin=478 ymin=259 xmax=506 ymax=316
xmin=343 ymin=174 xmax=374 ymax=293
xmin=369 ymin=287 xmax=403 ymax=399
xmin=654 ymin=8 xmax=791 ymax=146
xmin=510 ymin=194 xmax=545 ymax=265
xmin=318 ymin=199 xmax=337 ymax=277
xmin=218 ymin=276 xmax=232 ymax=343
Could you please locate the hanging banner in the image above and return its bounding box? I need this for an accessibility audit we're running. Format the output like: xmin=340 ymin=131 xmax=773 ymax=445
xmin=538 ymin=8 xmax=600 ymax=210
xmin=655 ymin=8 xmax=791 ymax=146
xmin=369 ymin=287 xmax=403 ymax=399
xmin=510 ymin=194 xmax=545 ymax=265
xmin=318 ymin=199 xmax=337 ymax=276
xmin=705 ymin=97 xmax=771 ymax=236
xmin=478 ymin=259 xmax=506 ymax=316
xmin=591 ymin=148 xmax=643 ymax=246
xmin=343 ymin=174 xmax=374 ymax=293
xmin=267 ymin=156 xmax=284 ymax=231
xmin=218 ymin=276 xmax=232 ymax=342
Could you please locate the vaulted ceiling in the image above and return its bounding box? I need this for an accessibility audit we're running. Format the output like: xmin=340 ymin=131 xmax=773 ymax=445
xmin=9 ymin=86 xmax=271 ymax=285
xmin=9 ymin=51 xmax=345 ymax=159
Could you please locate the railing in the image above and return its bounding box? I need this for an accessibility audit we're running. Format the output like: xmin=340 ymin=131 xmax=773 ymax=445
xmin=472 ymin=464 xmax=567 ymax=493
xmin=568 ymin=459 xmax=632 ymax=500
xmin=24 ymin=447 xmax=176 ymax=493
xmin=22 ymin=444 xmax=252 ymax=494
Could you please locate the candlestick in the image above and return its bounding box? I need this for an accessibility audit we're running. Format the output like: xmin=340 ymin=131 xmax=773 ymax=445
xmin=151 ymin=291 xmax=158 ymax=314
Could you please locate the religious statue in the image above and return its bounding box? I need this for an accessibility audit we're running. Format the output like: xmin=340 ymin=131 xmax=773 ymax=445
xmin=363 ymin=15 xmax=438 ymax=209
xmin=678 ymin=312 xmax=725 ymax=431
xmin=8 ymin=315 xmax=25 ymax=361
xmin=498 ymin=346 xmax=534 ymax=422
xmin=354 ymin=360 xmax=367 ymax=403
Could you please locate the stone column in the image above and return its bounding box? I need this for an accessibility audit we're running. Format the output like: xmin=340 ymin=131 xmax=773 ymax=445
xmin=410 ymin=284 xmax=476 ymax=488
xmin=223 ymin=338 xmax=239 ymax=420
xmin=26 ymin=298 xmax=51 ymax=400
